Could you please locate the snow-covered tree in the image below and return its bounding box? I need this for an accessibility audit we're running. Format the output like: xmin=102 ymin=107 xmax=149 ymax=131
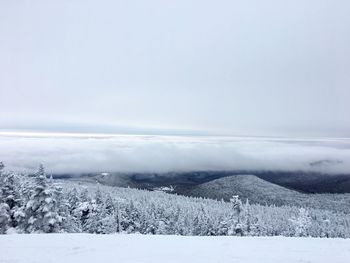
xmin=0 ymin=203 xmax=10 ymax=234
xmin=84 ymin=190 xmax=104 ymax=233
xmin=0 ymin=162 xmax=4 ymax=173
xmin=24 ymin=165 xmax=61 ymax=233
xmin=67 ymin=188 xmax=80 ymax=214
xmin=1 ymin=173 xmax=25 ymax=232
xmin=290 ymin=208 xmax=311 ymax=237
xmin=230 ymin=195 xmax=243 ymax=214
xmin=227 ymin=195 xmax=244 ymax=235
xmin=36 ymin=164 xmax=45 ymax=177
xmin=105 ymin=194 xmax=115 ymax=215
xmin=0 ymin=165 xmax=25 ymax=233
xmin=83 ymin=189 xmax=117 ymax=234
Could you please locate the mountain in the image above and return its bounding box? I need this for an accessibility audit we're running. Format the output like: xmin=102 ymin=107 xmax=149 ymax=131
xmin=255 ymin=171 xmax=350 ymax=193
xmin=67 ymin=172 xmax=350 ymax=213
xmin=184 ymin=174 xmax=350 ymax=213
xmin=185 ymin=174 xmax=303 ymax=205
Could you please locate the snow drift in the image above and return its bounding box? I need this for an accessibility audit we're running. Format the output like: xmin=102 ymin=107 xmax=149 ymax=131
xmin=1 ymin=234 xmax=349 ymax=263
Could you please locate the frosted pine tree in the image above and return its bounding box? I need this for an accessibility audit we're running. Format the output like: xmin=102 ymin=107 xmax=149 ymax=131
xmin=217 ymin=217 xmax=229 ymax=235
xmin=36 ymin=164 xmax=45 ymax=178
xmin=0 ymin=164 xmax=25 ymax=233
xmin=67 ymin=188 xmax=80 ymax=212
xmin=105 ymin=194 xmax=115 ymax=215
xmin=0 ymin=163 xmax=9 ymax=233
xmin=230 ymin=195 xmax=243 ymax=214
xmin=0 ymin=162 xmax=4 ymax=174
xmin=95 ymin=188 xmax=104 ymax=206
xmin=0 ymin=203 xmax=9 ymax=234
xmin=80 ymin=188 xmax=90 ymax=202
xmin=54 ymin=185 xmax=80 ymax=232
xmin=24 ymin=165 xmax=61 ymax=233
xmin=84 ymin=188 xmax=106 ymax=233
xmin=121 ymin=200 xmax=141 ymax=233
xmin=290 ymin=208 xmax=311 ymax=237
xmin=0 ymin=173 xmax=25 ymax=232
xmin=66 ymin=188 xmax=82 ymax=231
xmin=227 ymin=195 xmax=243 ymax=235
xmin=100 ymin=193 xmax=118 ymax=233
xmin=77 ymin=188 xmax=93 ymax=231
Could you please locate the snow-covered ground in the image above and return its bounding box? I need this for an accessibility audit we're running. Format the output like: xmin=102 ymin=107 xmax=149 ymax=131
xmin=1 ymin=234 xmax=349 ymax=263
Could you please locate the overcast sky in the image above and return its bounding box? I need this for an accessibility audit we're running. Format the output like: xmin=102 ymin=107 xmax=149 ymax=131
xmin=0 ymin=0 xmax=349 ymax=137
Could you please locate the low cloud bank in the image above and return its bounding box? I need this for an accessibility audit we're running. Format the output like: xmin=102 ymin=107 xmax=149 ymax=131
xmin=0 ymin=134 xmax=350 ymax=174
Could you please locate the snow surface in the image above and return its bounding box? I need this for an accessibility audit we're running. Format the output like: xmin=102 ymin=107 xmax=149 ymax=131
xmin=1 ymin=234 xmax=349 ymax=263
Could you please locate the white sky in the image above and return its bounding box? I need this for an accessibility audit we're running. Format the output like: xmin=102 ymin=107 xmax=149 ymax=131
xmin=0 ymin=0 xmax=349 ymax=137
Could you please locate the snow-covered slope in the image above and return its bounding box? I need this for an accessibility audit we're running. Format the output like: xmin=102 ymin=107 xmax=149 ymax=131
xmin=1 ymin=234 xmax=349 ymax=263
xmin=189 ymin=174 xmax=299 ymax=204
xmin=187 ymin=174 xmax=350 ymax=213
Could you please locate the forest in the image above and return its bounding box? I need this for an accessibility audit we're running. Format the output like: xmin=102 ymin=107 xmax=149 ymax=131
xmin=1 ymin=162 xmax=349 ymax=238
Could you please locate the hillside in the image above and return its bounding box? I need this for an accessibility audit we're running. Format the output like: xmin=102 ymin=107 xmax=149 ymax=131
xmin=2 ymin=167 xmax=350 ymax=237
xmin=255 ymin=171 xmax=350 ymax=193
xmin=187 ymin=175 xmax=303 ymax=204
xmin=186 ymin=174 xmax=350 ymax=213
xmin=77 ymin=170 xmax=350 ymax=194
xmin=74 ymin=172 xmax=350 ymax=213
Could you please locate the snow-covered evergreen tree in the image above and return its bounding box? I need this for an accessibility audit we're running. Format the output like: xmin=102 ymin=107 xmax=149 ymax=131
xmin=65 ymin=188 xmax=82 ymax=231
xmin=0 ymin=164 xmax=25 ymax=233
xmin=0 ymin=173 xmax=25 ymax=232
xmin=24 ymin=165 xmax=61 ymax=233
xmin=290 ymin=208 xmax=311 ymax=237
xmin=227 ymin=195 xmax=243 ymax=235
xmin=0 ymin=162 xmax=4 ymax=173
xmin=67 ymin=188 xmax=80 ymax=214
xmin=0 ymin=203 xmax=9 ymax=234
xmin=230 ymin=195 xmax=243 ymax=214
xmin=84 ymin=189 xmax=104 ymax=233
xmin=105 ymin=194 xmax=115 ymax=215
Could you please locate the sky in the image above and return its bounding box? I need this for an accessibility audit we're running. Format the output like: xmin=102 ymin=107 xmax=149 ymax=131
xmin=0 ymin=0 xmax=349 ymax=137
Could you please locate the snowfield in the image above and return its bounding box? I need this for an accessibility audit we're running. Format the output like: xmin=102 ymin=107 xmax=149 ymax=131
xmin=1 ymin=234 xmax=350 ymax=263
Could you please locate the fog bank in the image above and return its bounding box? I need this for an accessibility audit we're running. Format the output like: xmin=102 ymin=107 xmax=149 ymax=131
xmin=1 ymin=134 xmax=350 ymax=175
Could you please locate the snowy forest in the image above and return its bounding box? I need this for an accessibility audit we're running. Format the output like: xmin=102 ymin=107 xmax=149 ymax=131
xmin=1 ymin=162 xmax=349 ymax=238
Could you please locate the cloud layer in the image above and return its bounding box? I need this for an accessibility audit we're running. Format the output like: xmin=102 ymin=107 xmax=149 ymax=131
xmin=0 ymin=134 xmax=349 ymax=174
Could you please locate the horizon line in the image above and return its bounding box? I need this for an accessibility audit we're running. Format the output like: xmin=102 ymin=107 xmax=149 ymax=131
xmin=0 ymin=129 xmax=349 ymax=140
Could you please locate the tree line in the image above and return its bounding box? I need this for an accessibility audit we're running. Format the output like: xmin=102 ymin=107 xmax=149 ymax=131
xmin=1 ymin=162 xmax=349 ymax=237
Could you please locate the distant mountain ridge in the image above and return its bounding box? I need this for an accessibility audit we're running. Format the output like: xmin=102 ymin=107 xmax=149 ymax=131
xmin=76 ymin=170 xmax=350 ymax=194
xmin=183 ymin=174 xmax=350 ymax=213
xmin=65 ymin=171 xmax=350 ymax=213
xmin=186 ymin=174 xmax=301 ymax=205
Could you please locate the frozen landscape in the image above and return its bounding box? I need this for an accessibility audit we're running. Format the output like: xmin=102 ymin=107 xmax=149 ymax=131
xmin=2 ymin=135 xmax=350 ymax=263
xmin=1 ymin=0 xmax=350 ymax=262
